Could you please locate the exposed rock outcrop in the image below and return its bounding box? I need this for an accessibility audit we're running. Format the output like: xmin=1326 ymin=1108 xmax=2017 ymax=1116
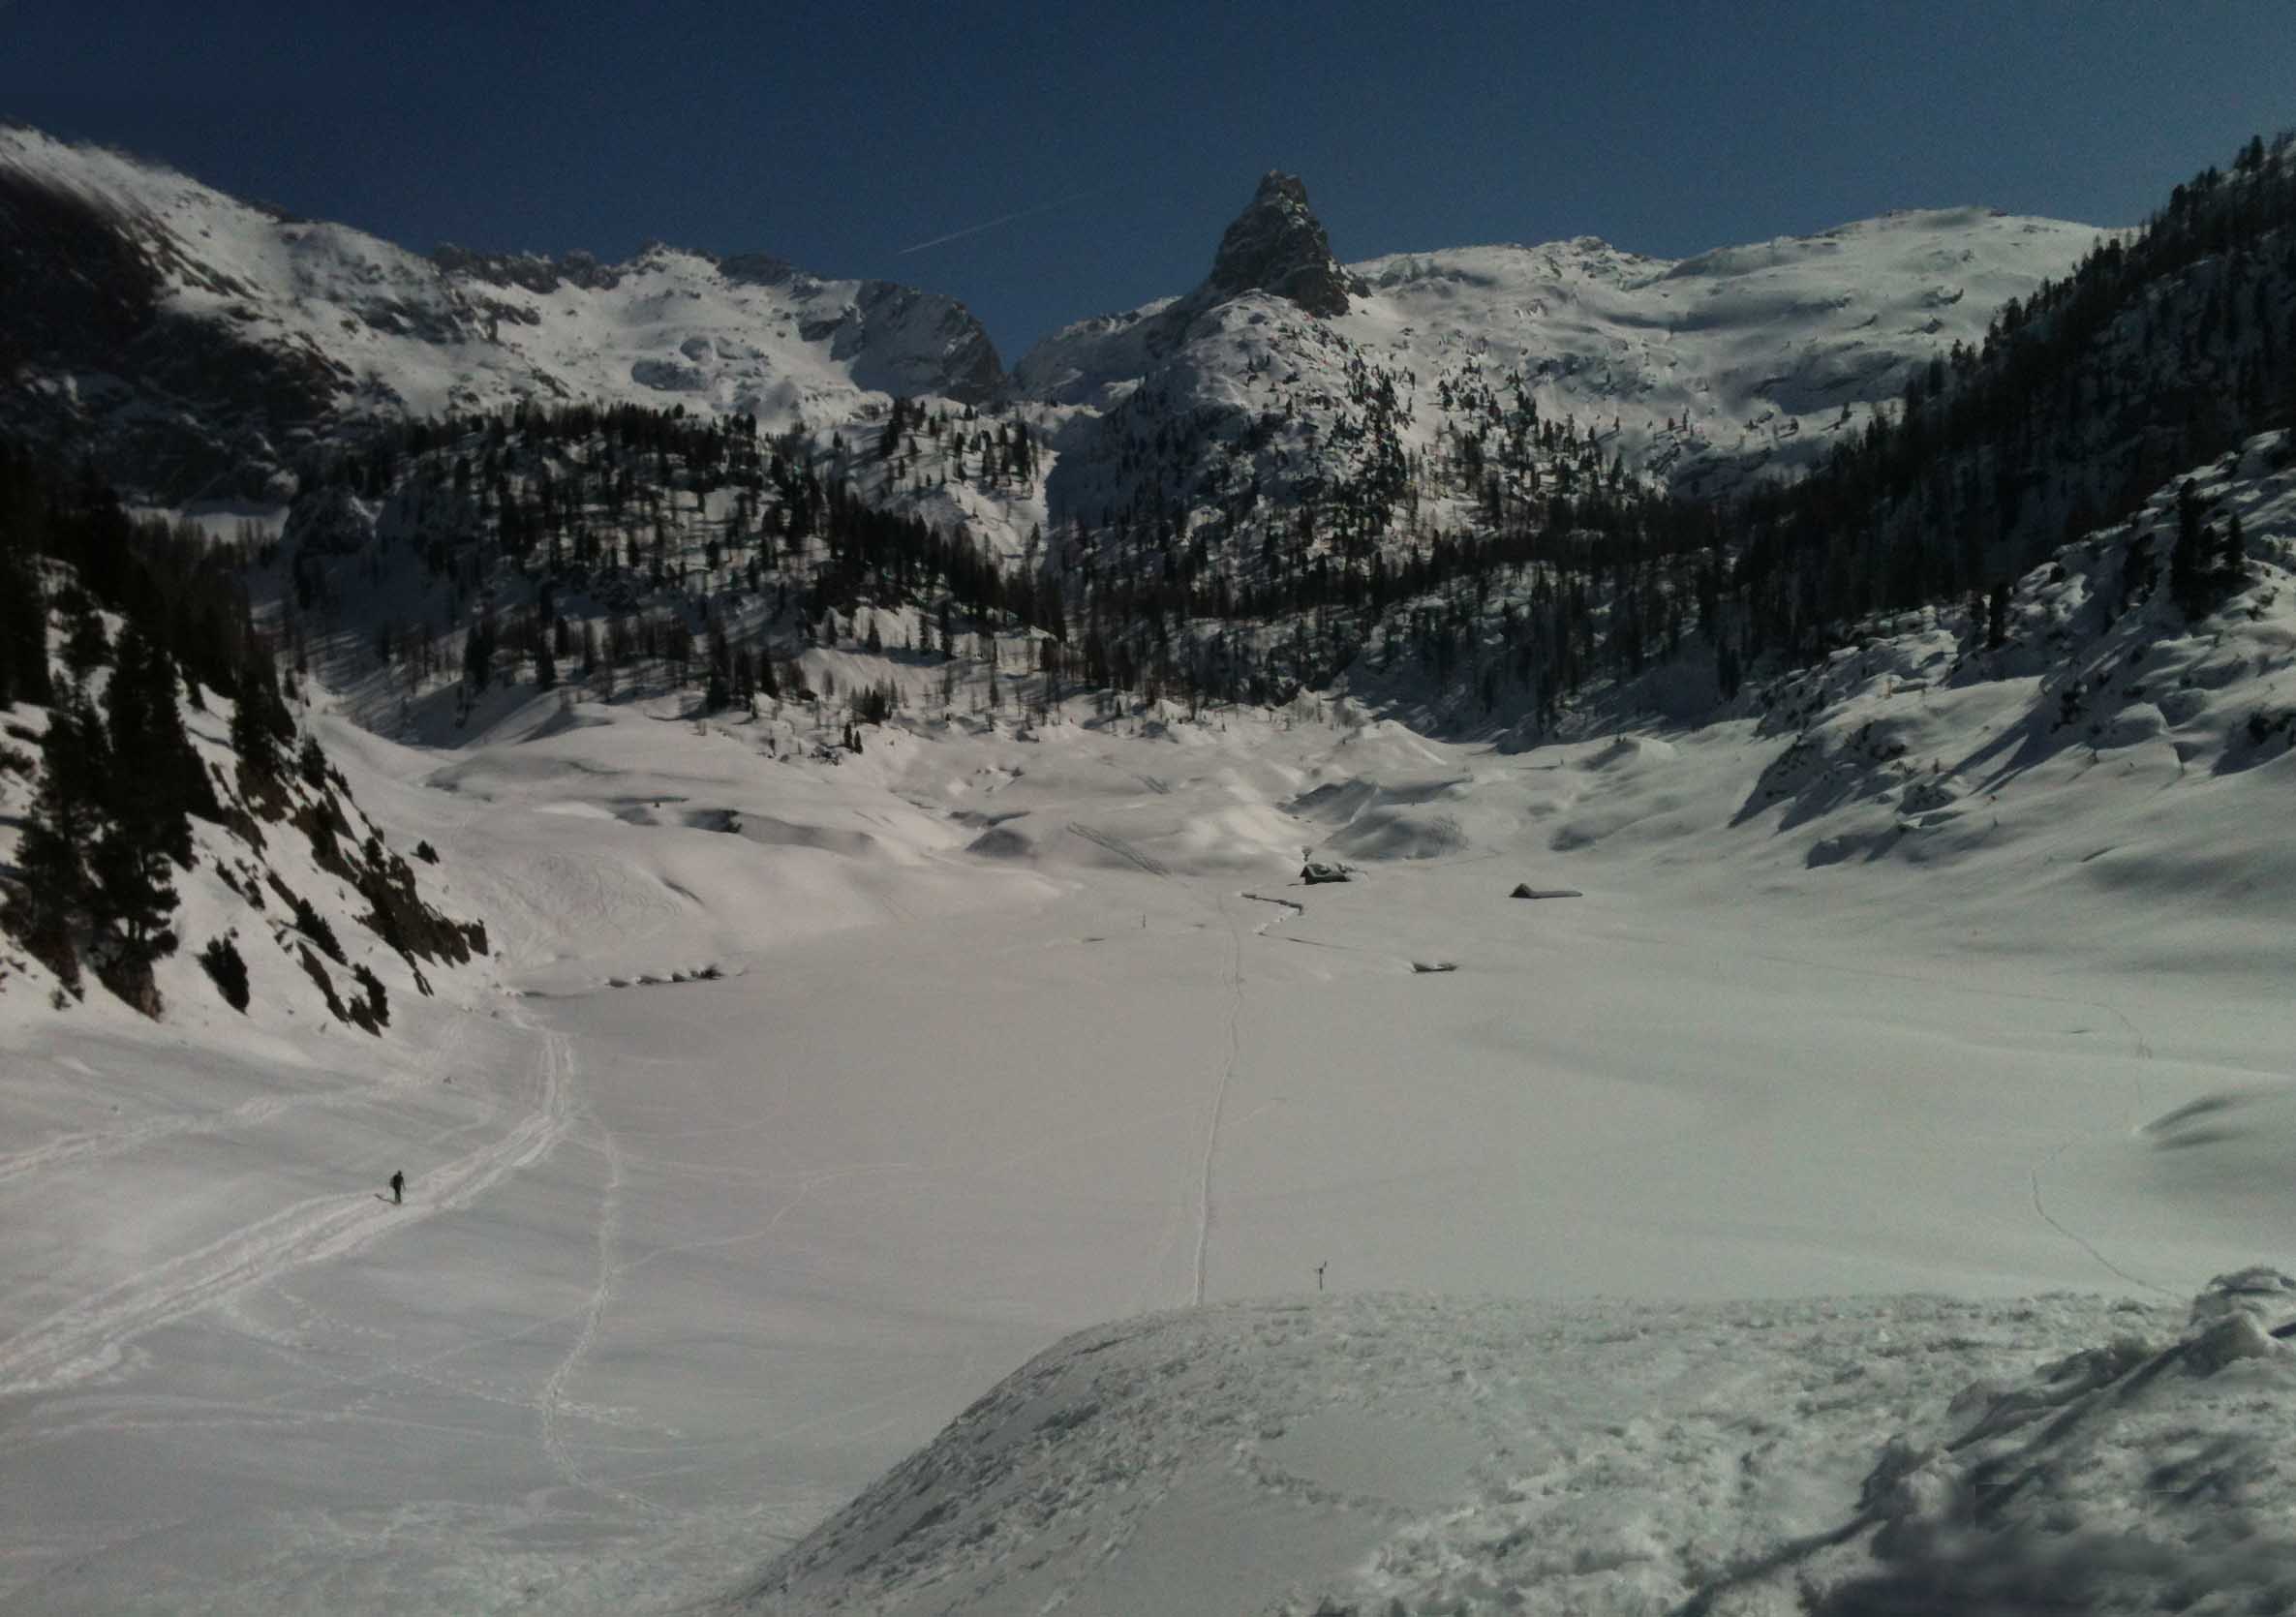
xmin=1204 ymin=170 xmax=1355 ymax=317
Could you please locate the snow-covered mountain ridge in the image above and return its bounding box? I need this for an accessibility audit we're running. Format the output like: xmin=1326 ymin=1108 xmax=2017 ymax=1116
xmin=12 ymin=126 xmax=2296 ymax=1616
xmin=1017 ymin=177 xmax=2104 ymax=558
xmin=0 ymin=124 xmax=1001 ymax=502
xmin=3 ymin=126 xmax=2099 ymax=528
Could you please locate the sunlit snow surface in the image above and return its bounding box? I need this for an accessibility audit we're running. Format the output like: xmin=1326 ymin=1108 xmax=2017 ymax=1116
xmin=753 ymin=1282 xmax=2296 ymax=1615
xmin=5 ymin=595 xmax=2296 ymax=1610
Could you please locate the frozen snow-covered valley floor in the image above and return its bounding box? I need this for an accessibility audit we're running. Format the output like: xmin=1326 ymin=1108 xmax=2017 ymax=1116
xmin=4 ymin=693 xmax=2294 ymax=1612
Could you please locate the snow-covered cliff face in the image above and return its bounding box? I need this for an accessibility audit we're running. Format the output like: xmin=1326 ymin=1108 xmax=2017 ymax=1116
xmin=1016 ymin=183 xmax=2106 ymax=544
xmin=0 ymin=125 xmax=1003 ymax=502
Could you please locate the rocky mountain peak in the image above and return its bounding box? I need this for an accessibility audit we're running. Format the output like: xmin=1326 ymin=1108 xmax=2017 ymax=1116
xmin=1203 ymin=169 xmax=1353 ymax=318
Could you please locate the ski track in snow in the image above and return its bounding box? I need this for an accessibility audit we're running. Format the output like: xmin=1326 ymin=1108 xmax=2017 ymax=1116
xmin=1612 ymin=916 xmax=2177 ymax=1297
xmin=1056 ymin=824 xmax=1279 ymax=1310
xmin=536 ymin=1086 xmax=660 ymax=1519
xmin=0 ymin=1002 xmax=482 ymax=1189
xmin=1190 ymin=892 xmax=1303 ymax=1307
xmin=1062 ymin=821 xmax=1170 ymax=877
xmin=0 ymin=1010 xmax=577 ymax=1398
xmin=1191 ymin=893 xmax=1245 ymax=1308
xmin=2027 ymin=995 xmax=2174 ymax=1299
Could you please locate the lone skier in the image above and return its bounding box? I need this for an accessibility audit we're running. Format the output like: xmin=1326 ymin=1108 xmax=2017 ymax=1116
xmin=388 ymin=1170 xmax=405 ymax=1205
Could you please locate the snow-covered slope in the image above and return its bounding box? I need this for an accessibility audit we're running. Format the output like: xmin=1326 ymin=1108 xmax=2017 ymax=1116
xmin=748 ymin=1278 xmax=2296 ymax=1615
xmin=1018 ymin=178 xmax=2104 ymax=555
xmin=1343 ymin=206 xmax=2103 ymax=494
xmin=7 ymin=427 xmax=2296 ymax=1607
xmin=1716 ymin=429 xmax=2296 ymax=880
xmin=0 ymin=125 xmax=1001 ymax=501
xmin=0 ymin=626 xmax=487 ymax=1037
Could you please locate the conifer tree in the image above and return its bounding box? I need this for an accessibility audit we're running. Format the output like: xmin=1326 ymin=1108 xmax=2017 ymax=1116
xmin=153 ymin=644 xmax=221 ymax=828
xmin=2170 ymin=480 xmax=2208 ymax=617
xmin=103 ymin=627 xmax=212 ymax=865
xmin=230 ymin=645 xmax=291 ymax=794
xmin=88 ymin=806 xmax=179 ymax=1012
xmin=2 ymin=739 xmax=91 ymax=994
xmin=63 ymin=595 xmax=108 ymax=679
xmin=48 ymin=687 xmax=111 ymax=850
xmin=0 ymin=551 xmax=49 ymax=709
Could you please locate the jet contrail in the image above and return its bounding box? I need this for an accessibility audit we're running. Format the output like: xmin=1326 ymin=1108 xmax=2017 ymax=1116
xmin=895 ymin=189 xmax=1099 ymax=256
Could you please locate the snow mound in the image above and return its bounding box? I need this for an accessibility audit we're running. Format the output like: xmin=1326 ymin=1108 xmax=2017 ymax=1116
xmin=741 ymin=1279 xmax=2296 ymax=1615
xmin=1581 ymin=734 xmax=1677 ymax=771
xmin=964 ymin=825 xmax=1034 ymax=860
xmin=1325 ymin=807 xmax=1468 ymax=861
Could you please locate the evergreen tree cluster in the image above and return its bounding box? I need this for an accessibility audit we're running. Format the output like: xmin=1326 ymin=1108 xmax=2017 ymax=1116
xmin=1715 ymin=132 xmax=2296 ymax=662
xmin=1 ymin=613 xmax=222 ymax=1012
xmin=1035 ymin=133 xmax=2296 ymax=718
xmin=0 ymin=438 xmax=263 ymax=702
xmin=55 ymin=133 xmax=2287 ymax=774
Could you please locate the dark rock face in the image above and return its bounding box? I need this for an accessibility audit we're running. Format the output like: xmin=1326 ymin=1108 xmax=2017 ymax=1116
xmin=1204 ymin=171 xmax=1353 ymax=318
xmin=431 ymin=244 xmax=624 ymax=294
xmin=0 ymin=165 xmax=344 ymax=501
xmin=843 ymin=280 xmax=1004 ymax=405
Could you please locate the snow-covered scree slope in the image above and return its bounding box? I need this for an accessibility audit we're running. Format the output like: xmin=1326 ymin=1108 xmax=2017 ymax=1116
xmin=746 ymin=1274 xmax=2296 ymax=1615
xmin=0 ymin=124 xmax=1000 ymax=500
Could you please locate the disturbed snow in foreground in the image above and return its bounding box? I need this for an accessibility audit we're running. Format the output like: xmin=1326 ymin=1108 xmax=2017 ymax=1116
xmin=3 ymin=639 xmax=2294 ymax=1611
xmin=750 ymin=1276 xmax=2296 ymax=1615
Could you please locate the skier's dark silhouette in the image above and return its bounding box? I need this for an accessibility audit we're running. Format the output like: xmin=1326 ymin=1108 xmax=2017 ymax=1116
xmin=389 ymin=1171 xmax=405 ymax=1205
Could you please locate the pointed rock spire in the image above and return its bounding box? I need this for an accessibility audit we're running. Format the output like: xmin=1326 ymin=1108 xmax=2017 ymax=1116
xmin=1203 ymin=171 xmax=1353 ymax=318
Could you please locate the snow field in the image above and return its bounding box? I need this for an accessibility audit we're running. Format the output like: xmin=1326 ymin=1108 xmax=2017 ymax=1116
xmin=4 ymin=597 xmax=2294 ymax=1609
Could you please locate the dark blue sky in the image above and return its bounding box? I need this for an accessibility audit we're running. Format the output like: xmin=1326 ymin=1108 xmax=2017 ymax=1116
xmin=4 ymin=1 xmax=2289 ymax=359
